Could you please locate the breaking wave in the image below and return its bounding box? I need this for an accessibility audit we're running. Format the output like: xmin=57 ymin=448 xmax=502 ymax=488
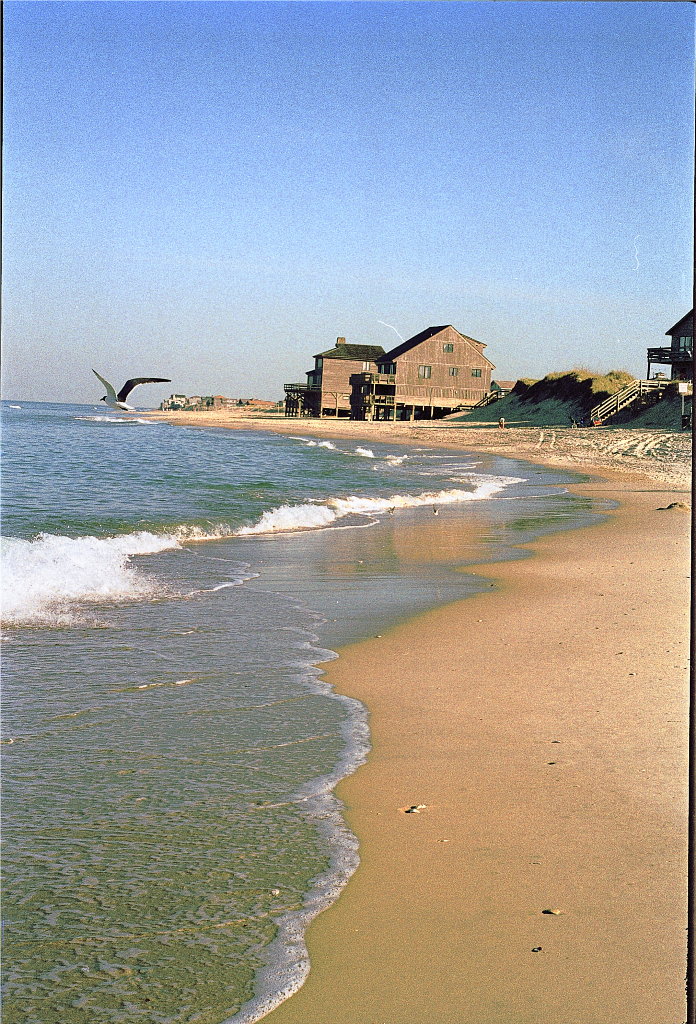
xmin=75 ymin=416 xmax=158 ymax=425
xmin=1 ymin=531 xmax=179 ymax=626
xmin=3 ymin=475 xmax=525 ymax=624
xmin=236 ymin=476 xmax=522 ymax=536
xmin=1 ymin=524 xmax=243 ymax=627
xmin=299 ymin=439 xmax=338 ymax=450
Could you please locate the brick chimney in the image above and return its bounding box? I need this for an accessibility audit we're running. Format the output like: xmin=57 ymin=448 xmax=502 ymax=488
xmin=336 ymin=337 xmax=346 ymax=346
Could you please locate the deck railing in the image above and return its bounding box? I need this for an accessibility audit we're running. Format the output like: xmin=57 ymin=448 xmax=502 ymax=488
xmin=647 ymin=346 xmax=693 ymax=364
xmin=589 ymin=379 xmax=672 ymax=424
xmin=470 ymin=389 xmax=512 ymax=409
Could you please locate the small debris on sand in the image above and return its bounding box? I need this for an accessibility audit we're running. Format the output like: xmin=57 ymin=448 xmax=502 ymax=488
xmin=531 ymin=947 xmax=543 ymax=952
xmin=402 ymin=804 xmax=427 ymax=814
xmin=542 ymin=909 xmax=562 ymax=915
xmin=656 ymin=502 xmax=689 ymax=511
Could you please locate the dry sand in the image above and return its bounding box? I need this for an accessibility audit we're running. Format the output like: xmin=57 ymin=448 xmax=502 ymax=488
xmin=265 ymin=481 xmax=690 ymax=1024
xmin=147 ymin=411 xmax=691 ymax=1022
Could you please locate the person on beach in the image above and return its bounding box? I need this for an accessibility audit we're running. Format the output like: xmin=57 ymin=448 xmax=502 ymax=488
xmin=498 ymin=417 xmax=505 ymax=428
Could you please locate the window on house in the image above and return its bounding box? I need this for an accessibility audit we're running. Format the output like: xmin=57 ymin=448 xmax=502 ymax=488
xmin=449 ymin=367 xmax=459 ymax=377
xmin=677 ymin=336 xmax=692 ymax=352
xmin=362 ymin=361 xmax=371 ymax=371
xmin=472 ymin=368 xmax=482 ymax=377
xmin=443 ymin=343 xmax=454 ymax=353
xmin=316 ymin=358 xmax=323 ymax=370
xmin=418 ymin=365 xmax=432 ymax=379
xmin=379 ymin=362 xmax=397 ymax=375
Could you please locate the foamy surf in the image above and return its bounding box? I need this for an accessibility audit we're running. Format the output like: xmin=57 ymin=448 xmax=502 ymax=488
xmin=236 ymin=476 xmax=523 ymax=536
xmin=75 ymin=415 xmax=158 ymax=425
xmin=1 ymin=531 xmax=181 ymax=626
xmin=299 ymin=439 xmax=338 ymax=450
xmin=1 ymin=522 xmax=259 ymax=626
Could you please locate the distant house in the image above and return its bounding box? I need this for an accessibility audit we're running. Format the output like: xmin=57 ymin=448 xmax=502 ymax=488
xmin=285 ymin=337 xmax=385 ymax=417
xmin=647 ymin=311 xmax=693 ymax=381
xmin=160 ymin=393 xmax=249 ymax=411
xmin=244 ymin=398 xmax=277 ymax=410
xmin=350 ymin=325 xmax=494 ymax=420
xmin=160 ymin=394 xmax=188 ymax=411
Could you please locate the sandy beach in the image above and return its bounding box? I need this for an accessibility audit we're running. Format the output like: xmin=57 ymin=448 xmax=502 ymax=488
xmin=151 ymin=412 xmax=691 ymax=1022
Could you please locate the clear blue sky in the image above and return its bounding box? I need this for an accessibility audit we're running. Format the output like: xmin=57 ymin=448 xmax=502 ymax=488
xmin=3 ymin=0 xmax=694 ymax=404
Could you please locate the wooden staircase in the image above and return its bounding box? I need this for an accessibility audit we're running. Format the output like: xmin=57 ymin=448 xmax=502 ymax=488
xmin=589 ymin=379 xmax=672 ymax=425
xmin=470 ymin=389 xmax=511 ymax=409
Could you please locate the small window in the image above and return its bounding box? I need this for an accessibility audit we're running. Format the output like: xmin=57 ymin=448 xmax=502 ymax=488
xmin=362 ymin=361 xmax=371 ymax=371
xmin=449 ymin=367 xmax=459 ymax=377
xmin=418 ymin=365 xmax=432 ymax=379
xmin=379 ymin=362 xmax=396 ymax=375
xmin=443 ymin=343 xmax=454 ymax=353
xmin=316 ymin=358 xmax=323 ymax=370
xmin=472 ymin=368 xmax=482 ymax=377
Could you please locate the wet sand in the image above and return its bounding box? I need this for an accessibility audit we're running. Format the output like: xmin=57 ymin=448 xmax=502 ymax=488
xmin=147 ymin=411 xmax=690 ymax=1021
xmin=144 ymin=410 xmax=692 ymax=488
xmin=264 ymin=477 xmax=690 ymax=1023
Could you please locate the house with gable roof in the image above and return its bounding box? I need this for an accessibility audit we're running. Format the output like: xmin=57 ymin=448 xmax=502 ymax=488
xmin=284 ymin=337 xmax=386 ymax=417
xmin=647 ymin=310 xmax=693 ymax=381
xmin=350 ymin=325 xmax=495 ymax=420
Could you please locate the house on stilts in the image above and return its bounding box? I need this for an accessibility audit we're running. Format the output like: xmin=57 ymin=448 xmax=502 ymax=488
xmin=349 ymin=325 xmax=494 ymax=420
xmin=647 ymin=310 xmax=693 ymax=381
xmin=284 ymin=338 xmax=386 ymax=417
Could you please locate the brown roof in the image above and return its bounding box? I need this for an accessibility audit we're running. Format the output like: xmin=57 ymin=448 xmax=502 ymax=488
xmin=381 ymin=326 xmax=492 ymax=366
xmin=314 ymin=343 xmax=386 ymax=361
xmin=665 ymin=310 xmax=693 ymax=336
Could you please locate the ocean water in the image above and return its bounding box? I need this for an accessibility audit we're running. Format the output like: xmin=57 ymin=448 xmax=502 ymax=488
xmin=1 ymin=402 xmax=607 ymax=1023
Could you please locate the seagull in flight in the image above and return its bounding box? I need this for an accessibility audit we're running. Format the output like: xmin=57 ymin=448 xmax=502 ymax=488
xmin=92 ymin=370 xmax=171 ymax=411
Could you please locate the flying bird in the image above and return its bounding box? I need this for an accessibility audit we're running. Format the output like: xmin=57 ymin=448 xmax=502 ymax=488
xmin=92 ymin=370 xmax=171 ymax=411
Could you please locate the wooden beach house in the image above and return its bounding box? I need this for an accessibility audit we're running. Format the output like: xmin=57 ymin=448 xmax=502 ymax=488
xmin=350 ymin=325 xmax=494 ymax=420
xmin=284 ymin=338 xmax=386 ymax=417
xmin=647 ymin=310 xmax=693 ymax=381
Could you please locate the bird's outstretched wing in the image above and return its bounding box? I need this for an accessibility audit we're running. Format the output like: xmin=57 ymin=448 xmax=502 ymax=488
xmin=92 ymin=369 xmax=118 ymax=402
xmin=117 ymin=378 xmax=171 ymax=403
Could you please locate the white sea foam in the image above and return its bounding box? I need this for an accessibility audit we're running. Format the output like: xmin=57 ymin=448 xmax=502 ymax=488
xmin=236 ymin=476 xmax=522 ymax=536
xmin=236 ymin=505 xmax=338 ymax=536
xmin=3 ymin=477 xmax=525 ymax=622
xmin=301 ymin=439 xmax=338 ymax=450
xmin=222 ymin=635 xmax=369 ymax=1024
xmin=1 ymin=531 xmax=182 ymax=626
xmin=75 ymin=416 xmax=156 ymax=425
xmin=1 ymin=521 xmax=264 ymax=625
xmin=354 ymin=447 xmax=375 ymax=458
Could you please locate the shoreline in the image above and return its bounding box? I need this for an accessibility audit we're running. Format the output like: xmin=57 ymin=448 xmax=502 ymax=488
xmin=142 ymin=410 xmax=692 ymax=489
xmin=147 ymin=411 xmax=692 ymax=1021
xmin=261 ymin=473 xmax=690 ymax=1023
